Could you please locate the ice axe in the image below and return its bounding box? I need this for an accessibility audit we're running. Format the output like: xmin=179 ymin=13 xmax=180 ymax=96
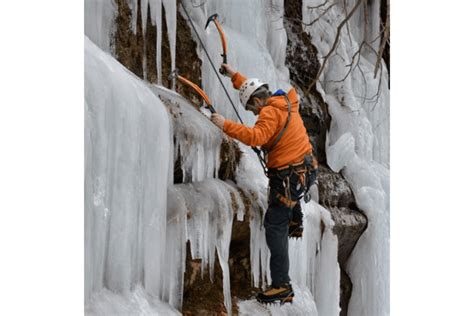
xmin=205 ymin=14 xmax=228 ymax=75
xmin=170 ymin=69 xmax=216 ymax=114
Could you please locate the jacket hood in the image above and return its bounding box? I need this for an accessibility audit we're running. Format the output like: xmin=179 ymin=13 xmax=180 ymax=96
xmin=266 ymin=88 xmax=299 ymax=113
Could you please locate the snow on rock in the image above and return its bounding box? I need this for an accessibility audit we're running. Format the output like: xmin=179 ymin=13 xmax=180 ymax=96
xmin=85 ymin=34 xmax=171 ymax=307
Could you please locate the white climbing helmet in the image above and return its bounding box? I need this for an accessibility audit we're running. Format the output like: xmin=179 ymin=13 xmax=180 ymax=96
xmin=239 ymin=78 xmax=269 ymax=106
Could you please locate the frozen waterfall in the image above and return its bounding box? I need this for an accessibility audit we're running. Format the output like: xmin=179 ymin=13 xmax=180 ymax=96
xmin=84 ymin=0 xmax=389 ymax=315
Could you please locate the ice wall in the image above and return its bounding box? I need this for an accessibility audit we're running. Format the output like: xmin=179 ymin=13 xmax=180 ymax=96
xmin=85 ymin=36 xmax=175 ymax=312
xmin=289 ymin=202 xmax=340 ymax=316
xmin=85 ymin=0 xmax=389 ymax=314
xmin=303 ymin=0 xmax=390 ymax=315
xmin=84 ymin=0 xmax=116 ymax=53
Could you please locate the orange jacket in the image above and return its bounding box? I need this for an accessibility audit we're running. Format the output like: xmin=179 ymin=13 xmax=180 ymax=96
xmin=223 ymin=72 xmax=313 ymax=169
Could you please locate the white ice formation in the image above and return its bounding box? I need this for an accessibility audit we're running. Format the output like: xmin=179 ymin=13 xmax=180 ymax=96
xmin=304 ymin=1 xmax=390 ymax=315
xmin=85 ymin=0 xmax=389 ymax=315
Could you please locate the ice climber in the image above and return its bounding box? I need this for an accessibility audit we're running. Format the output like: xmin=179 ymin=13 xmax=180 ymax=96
xmin=210 ymin=64 xmax=318 ymax=304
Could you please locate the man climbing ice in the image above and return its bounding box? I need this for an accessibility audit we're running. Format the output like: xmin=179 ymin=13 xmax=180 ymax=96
xmin=210 ymin=64 xmax=318 ymax=305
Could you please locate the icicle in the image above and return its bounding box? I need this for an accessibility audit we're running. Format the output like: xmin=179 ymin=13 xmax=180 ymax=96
xmin=126 ymin=0 xmax=138 ymax=34
xmin=148 ymin=85 xmax=224 ymax=183
xmin=141 ymin=0 xmax=149 ymax=35
xmin=169 ymin=179 xmax=241 ymax=315
xmin=148 ymin=0 xmax=162 ymax=84
xmin=162 ymin=0 xmax=177 ymax=90
xmin=160 ymin=186 xmax=187 ymax=309
xmin=142 ymin=39 xmax=148 ymax=81
xmin=314 ymin=204 xmax=340 ymax=316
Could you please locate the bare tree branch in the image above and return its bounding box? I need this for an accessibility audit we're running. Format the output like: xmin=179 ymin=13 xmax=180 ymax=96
xmin=307 ymin=0 xmax=330 ymax=11
xmin=304 ymin=0 xmax=363 ymax=97
xmin=324 ymin=41 xmax=365 ymax=84
xmin=302 ymin=3 xmax=337 ymax=27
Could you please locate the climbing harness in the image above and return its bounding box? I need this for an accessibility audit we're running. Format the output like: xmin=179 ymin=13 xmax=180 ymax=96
xmin=269 ymin=153 xmax=318 ymax=208
xmin=170 ymin=69 xmax=216 ymax=113
xmin=180 ymin=3 xmax=268 ymax=174
xmin=205 ymin=14 xmax=228 ymax=75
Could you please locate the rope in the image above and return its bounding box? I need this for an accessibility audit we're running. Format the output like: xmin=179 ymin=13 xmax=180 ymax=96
xmin=180 ymin=2 xmax=243 ymax=123
xmin=180 ymin=2 xmax=268 ymax=175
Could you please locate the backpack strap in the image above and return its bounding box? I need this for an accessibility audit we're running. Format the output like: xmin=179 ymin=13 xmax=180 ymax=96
xmin=265 ymin=94 xmax=292 ymax=153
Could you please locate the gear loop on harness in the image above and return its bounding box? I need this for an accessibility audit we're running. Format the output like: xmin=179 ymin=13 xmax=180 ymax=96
xmin=268 ymin=153 xmax=318 ymax=206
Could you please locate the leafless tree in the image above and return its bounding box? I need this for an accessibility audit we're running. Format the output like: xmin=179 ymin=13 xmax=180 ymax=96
xmin=301 ymin=0 xmax=390 ymax=107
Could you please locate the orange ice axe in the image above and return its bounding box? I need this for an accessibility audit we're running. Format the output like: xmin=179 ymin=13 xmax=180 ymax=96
xmin=170 ymin=69 xmax=216 ymax=114
xmin=205 ymin=14 xmax=228 ymax=75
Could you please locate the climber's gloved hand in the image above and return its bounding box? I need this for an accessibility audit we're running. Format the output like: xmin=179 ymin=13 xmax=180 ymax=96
xmin=211 ymin=113 xmax=225 ymax=130
xmin=220 ymin=63 xmax=236 ymax=78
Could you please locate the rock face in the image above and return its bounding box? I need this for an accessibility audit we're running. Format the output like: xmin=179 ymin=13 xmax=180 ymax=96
xmin=182 ymin=242 xmax=227 ymax=316
xmin=114 ymin=0 xmax=202 ymax=102
xmin=181 ymin=191 xmax=259 ymax=315
xmin=283 ymin=0 xmax=331 ymax=165
xmin=317 ymin=166 xmax=367 ymax=316
xmin=111 ymin=1 xmax=368 ymax=315
xmin=317 ymin=167 xmax=368 ymax=259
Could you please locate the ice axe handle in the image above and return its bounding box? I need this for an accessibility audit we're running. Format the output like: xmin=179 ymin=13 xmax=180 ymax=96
xmin=219 ymin=56 xmax=228 ymax=75
xmin=219 ymin=65 xmax=226 ymax=75
xmin=208 ymin=105 xmax=216 ymax=114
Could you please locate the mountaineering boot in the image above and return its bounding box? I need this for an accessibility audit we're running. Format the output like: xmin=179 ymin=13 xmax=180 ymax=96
xmin=256 ymin=283 xmax=294 ymax=304
xmin=288 ymin=220 xmax=303 ymax=239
